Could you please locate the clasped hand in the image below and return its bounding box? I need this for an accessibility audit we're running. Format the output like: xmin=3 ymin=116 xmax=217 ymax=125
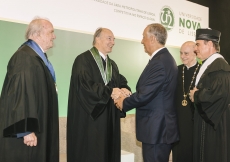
xmin=111 ymin=88 xmax=131 ymax=111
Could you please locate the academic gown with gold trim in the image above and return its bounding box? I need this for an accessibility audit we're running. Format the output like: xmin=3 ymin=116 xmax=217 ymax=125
xmin=172 ymin=63 xmax=200 ymax=162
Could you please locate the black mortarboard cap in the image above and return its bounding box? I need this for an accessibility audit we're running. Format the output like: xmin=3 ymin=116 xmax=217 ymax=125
xmin=196 ymin=28 xmax=221 ymax=43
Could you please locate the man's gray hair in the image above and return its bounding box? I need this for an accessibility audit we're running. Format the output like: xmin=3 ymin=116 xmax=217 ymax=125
xmin=25 ymin=16 xmax=50 ymax=40
xmin=147 ymin=23 xmax=167 ymax=45
xmin=204 ymin=40 xmax=220 ymax=53
xmin=92 ymin=27 xmax=103 ymax=46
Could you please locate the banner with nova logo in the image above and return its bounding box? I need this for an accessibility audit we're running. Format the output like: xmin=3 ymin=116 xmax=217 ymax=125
xmin=0 ymin=0 xmax=208 ymax=47
xmin=160 ymin=6 xmax=175 ymax=31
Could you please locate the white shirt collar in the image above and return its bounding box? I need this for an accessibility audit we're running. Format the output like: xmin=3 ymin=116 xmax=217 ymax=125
xmin=149 ymin=47 xmax=165 ymax=60
xmin=185 ymin=61 xmax=197 ymax=70
xmin=98 ymin=51 xmax=107 ymax=60
xmin=38 ymin=44 xmax=45 ymax=53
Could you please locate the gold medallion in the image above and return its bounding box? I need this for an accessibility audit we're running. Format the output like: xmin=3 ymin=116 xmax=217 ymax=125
xmin=182 ymin=64 xmax=199 ymax=107
xmin=182 ymin=100 xmax=187 ymax=106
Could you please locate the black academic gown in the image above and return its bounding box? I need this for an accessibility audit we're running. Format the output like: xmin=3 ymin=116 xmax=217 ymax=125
xmin=0 ymin=45 xmax=59 ymax=162
xmin=193 ymin=58 xmax=230 ymax=162
xmin=67 ymin=50 xmax=130 ymax=162
xmin=172 ymin=63 xmax=200 ymax=162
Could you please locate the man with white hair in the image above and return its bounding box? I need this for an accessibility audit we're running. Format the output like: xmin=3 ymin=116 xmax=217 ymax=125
xmin=172 ymin=41 xmax=200 ymax=162
xmin=0 ymin=17 xmax=59 ymax=162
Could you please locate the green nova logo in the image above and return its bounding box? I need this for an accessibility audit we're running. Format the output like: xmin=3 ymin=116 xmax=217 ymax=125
xmin=160 ymin=6 xmax=175 ymax=31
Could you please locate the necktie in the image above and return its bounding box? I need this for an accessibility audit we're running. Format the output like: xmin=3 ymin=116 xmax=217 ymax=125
xmin=44 ymin=53 xmax=48 ymax=59
xmin=101 ymin=57 xmax=106 ymax=70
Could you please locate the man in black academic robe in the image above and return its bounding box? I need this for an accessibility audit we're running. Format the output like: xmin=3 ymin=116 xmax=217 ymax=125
xmin=67 ymin=28 xmax=131 ymax=162
xmin=172 ymin=41 xmax=200 ymax=162
xmin=0 ymin=18 xmax=59 ymax=162
xmin=190 ymin=28 xmax=230 ymax=162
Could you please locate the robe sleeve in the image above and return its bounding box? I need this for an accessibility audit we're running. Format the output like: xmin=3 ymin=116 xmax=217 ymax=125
xmin=109 ymin=60 xmax=131 ymax=118
xmin=2 ymin=53 xmax=41 ymax=137
xmin=118 ymin=74 xmax=131 ymax=90
xmin=109 ymin=60 xmax=131 ymax=90
xmin=70 ymin=55 xmax=113 ymax=120
xmin=79 ymin=70 xmax=113 ymax=120
xmin=194 ymin=71 xmax=230 ymax=129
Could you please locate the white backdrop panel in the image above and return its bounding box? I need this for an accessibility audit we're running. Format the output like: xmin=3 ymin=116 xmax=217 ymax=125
xmin=0 ymin=0 xmax=208 ymax=46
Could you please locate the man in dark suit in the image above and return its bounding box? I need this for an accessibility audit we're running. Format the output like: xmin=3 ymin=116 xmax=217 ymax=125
xmin=115 ymin=23 xmax=179 ymax=162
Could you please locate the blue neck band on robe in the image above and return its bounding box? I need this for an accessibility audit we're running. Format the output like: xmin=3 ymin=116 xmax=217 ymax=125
xmin=20 ymin=39 xmax=56 ymax=82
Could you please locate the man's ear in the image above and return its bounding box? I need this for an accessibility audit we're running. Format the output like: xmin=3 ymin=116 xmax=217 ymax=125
xmin=207 ymin=40 xmax=213 ymax=47
xmin=95 ymin=36 xmax=101 ymax=44
xmin=32 ymin=32 xmax=40 ymax=40
xmin=150 ymin=35 xmax=156 ymax=43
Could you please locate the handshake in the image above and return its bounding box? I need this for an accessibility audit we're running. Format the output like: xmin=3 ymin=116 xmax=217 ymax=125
xmin=111 ymin=88 xmax=131 ymax=111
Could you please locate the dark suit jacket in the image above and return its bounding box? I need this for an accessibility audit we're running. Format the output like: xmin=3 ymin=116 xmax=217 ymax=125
xmin=123 ymin=48 xmax=179 ymax=145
